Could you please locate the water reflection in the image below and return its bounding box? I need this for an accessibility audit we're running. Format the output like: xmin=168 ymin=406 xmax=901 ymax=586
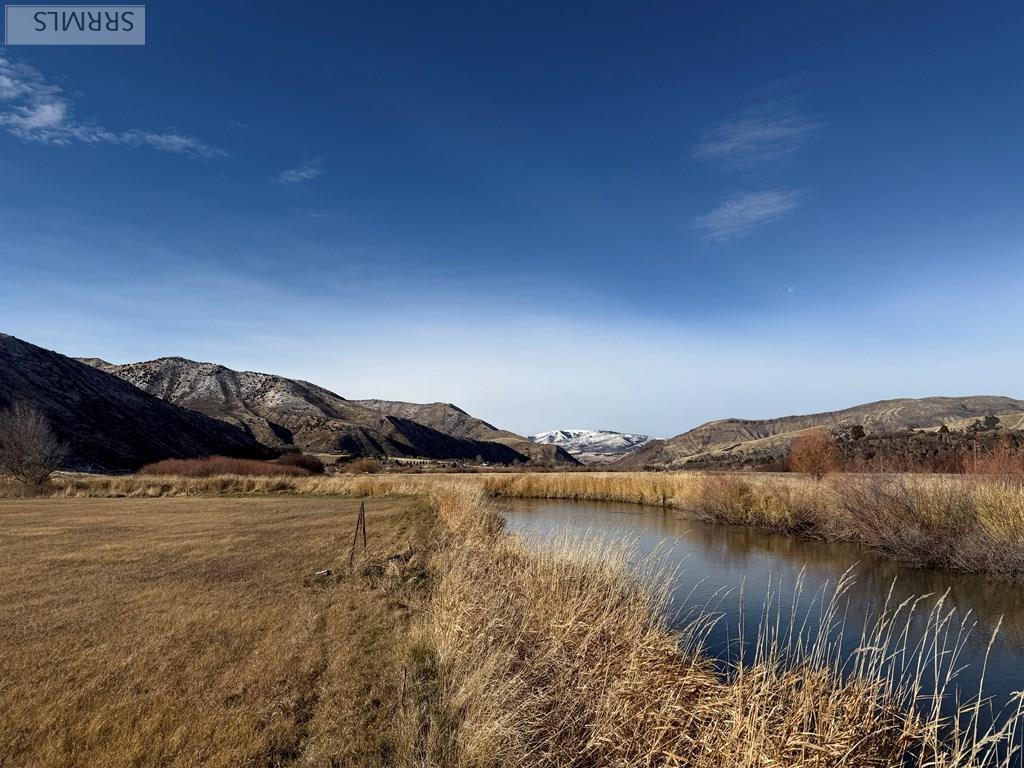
xmin=501 ymin=499 xmax=1024 ymax=725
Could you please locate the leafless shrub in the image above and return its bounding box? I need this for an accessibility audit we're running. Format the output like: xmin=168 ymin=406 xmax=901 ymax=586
xmin=0 ymin=402 xmax=66 ymax=487
xmin=971 ymin=436 xmax=1024 ymax=479
xmin=787 ymin=427 xmax=841 ymax=480
xmin=276 ymin=452 xmax=325 ymax=474
xmin=342 ymin=457 xmax=382 ymax=474
xmin=138 ymin=455 xmax=308 ymax=477
xmin=832 ymin=475 xmax=982 ymax=569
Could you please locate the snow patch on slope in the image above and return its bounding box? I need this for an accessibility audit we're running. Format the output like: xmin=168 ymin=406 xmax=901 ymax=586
xmin=530 ymin=429 xmax=653 ymax=461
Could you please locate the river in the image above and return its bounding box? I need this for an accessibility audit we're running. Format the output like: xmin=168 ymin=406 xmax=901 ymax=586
xmin=501 ymin=498 xmax=1024 ymax=735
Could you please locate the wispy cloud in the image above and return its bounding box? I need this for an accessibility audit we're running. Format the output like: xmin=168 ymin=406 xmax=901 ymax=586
xmin=0 ymin=54 xmax=224 ymax=158
xmin=275 ymin=158 xmax=325 ymax=185
xmin=693 ymin=99 xmax=822 ymax=169
xmin=692 ymin=189 xmax=802 ymax=242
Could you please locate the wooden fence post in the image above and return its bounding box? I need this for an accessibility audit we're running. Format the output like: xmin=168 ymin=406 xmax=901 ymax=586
xmin=349 ymin=499 xmax=367 ymax=567
xmin=360 ymin=500 xmax=367 ymax=551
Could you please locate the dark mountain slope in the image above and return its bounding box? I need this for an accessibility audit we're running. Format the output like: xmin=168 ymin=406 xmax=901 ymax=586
xmin=355 ymin=399 xmax=579 ymax=466
xmin=0 ymin=335 xmax=265 ymax=471
xmin=88 ymin=358 xmax=529 ymax=463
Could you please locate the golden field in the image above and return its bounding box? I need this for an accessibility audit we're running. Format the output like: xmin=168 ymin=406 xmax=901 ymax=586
xmin=0 ymin=495 xmax=433 ymax=768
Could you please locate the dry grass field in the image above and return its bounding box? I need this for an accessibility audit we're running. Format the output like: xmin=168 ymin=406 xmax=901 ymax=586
xmin=8 ymin=470 xmax=1024 ymax=580
xmin=0 ymin=495 xmax=434 ymax=768
xmin=2 ymin=482 xmax=1022 ymax=767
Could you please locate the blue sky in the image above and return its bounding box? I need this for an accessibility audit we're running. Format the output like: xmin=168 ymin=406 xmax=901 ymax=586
xmin=2 ymin=1 xmax=1022 ymax=436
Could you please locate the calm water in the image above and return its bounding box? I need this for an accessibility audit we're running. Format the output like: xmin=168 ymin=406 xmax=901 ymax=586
xmin=501 ymin=498 xmax=1024 ymax=732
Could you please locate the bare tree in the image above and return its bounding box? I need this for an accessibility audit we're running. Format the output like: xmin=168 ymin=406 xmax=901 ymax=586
xmin=787 ymin=427 xmax=840 ymax=481
xmin=0 ymin=402 xmax=66 ymax=486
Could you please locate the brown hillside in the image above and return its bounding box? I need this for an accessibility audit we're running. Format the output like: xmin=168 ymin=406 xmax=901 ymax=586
xmin=86 ymin=358 xmax=535 ymax=464
xmin=355 ymin=399 xmax=579 ymax=466
xmin=615 ymin=396 xmax=1024 ymax=469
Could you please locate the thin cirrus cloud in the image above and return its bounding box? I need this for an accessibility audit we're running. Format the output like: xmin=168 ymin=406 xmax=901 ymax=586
xmin=275 ymin=158 xmax=325 ymax=184
xmin=0 ymin=53 xmax=224 ymax=158
xmin=692 ymin=98 xmax=823 ymax=169
xmin=691 ymin=94 xmax=821 ymax=240
xmin=692 ymin=189 xmax=803 ymax=242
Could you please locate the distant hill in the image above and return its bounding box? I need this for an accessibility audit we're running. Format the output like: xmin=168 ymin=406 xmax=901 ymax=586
xmin=0 ymin=335 xmax=265 ymax=471
xmin=87 ymin=357 xmax=551 ymax=464
xmin=356 ymin=400 xmax=579 ymax=466
xmin=530 ymin=429 xmax=651 ymax=465
xmin=615 ymin=396 xmax=1024 ymax=469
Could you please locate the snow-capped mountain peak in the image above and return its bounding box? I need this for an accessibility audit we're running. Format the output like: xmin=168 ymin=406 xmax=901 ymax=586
xmin=529 ymin=429 xmax=653 ymax=463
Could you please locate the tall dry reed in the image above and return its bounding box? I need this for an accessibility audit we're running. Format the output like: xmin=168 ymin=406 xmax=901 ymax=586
xmin=483 ymin=472 xmax=1024 ymax=581
xmin=406 ymin=484 xmax=1023 ymax=767
xmin=1 ymin=472 xmax=447 ymax=499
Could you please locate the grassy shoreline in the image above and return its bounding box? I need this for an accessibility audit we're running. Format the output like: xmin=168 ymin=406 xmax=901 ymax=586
xmin=409 ymin=484 xmax=1022 ymax=767
xmin=483 ymin=472 xmax=1024 ymax=580
xmin=12 ymin=470 xmax=1024 ymax=581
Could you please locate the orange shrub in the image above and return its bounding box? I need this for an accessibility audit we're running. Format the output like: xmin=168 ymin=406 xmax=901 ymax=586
xmin=969 ymin=436 xmax=1024 ymax=478
xmin=786 ymin=428 xmax=840 ymax=480
xmin=138 ymin=456 xmax=309 ymax=477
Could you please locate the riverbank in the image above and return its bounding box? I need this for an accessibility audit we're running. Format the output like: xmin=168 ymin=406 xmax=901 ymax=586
xmin=409 ymin=484 xmax=1021 ymax=767
xmin=481 ymin=472 xmax=1024 ymax=580
xmin=15 ymin=470 xmax=1024 ymax=582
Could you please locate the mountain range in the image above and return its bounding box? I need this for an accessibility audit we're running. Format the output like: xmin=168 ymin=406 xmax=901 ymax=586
xmin=0 ymin=334 xmax=578 ymax=470
xmin=2 ymin=332 xmax=1021 ymax=474
xmin=80 ymin=356 xmax=578 ymax=467
xmin=354 ymin=400 xmax=572 ymax=466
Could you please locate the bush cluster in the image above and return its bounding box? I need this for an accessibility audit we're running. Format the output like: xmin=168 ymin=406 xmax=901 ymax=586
xmin=138 ymin=456 xmax=309 ymax=477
